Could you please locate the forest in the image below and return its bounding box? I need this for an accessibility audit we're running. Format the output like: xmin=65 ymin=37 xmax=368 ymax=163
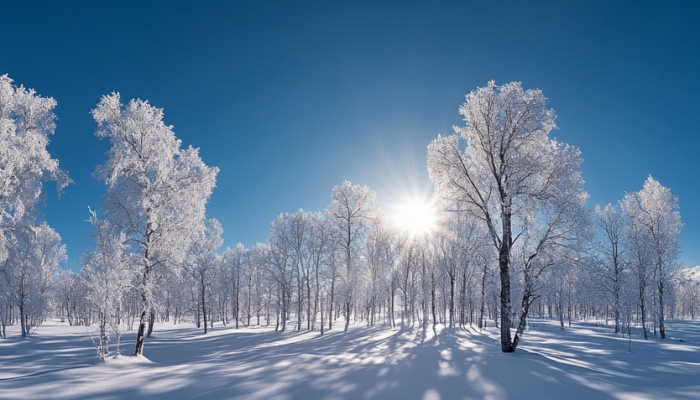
xmin=1 ymin=74 xmax=698 ymax=367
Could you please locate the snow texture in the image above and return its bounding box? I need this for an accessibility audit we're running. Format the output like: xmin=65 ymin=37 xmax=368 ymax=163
xmin=1 ymin=318 xmax=699 ymax=399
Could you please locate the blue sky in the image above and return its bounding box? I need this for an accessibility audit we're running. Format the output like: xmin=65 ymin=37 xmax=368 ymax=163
xmin=2 ymin=1 xmax=699 ymax=270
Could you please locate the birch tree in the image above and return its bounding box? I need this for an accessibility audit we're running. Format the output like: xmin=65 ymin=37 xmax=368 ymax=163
xmin=185 ymin=218 xmax=223 ymax=334
xmin=268 ymin=215 xmax=295 ymax=331
xmin=621 ymin=176 xmax=681 ymax=339
xmin=327 ymin=181 xmax=380 ymax=332
xmin=427 ymin=81 xmax=587 ymax=352
xmin=222 ymin=243 xmax=246 ymax=328
xmin=91 ymin=93 xmax=218 ymax=355
xmin=0 ymin=75 xmax=70 ymax=337
xmin=82 ymin=211 xmax=133 ymax=360
xmin=0 ymin=74 xmax=70 ymax=230
xmin=593 ymin=204 xmax=628 ymax=333
xmin=4 ymin=223 xmax=66 ymax=337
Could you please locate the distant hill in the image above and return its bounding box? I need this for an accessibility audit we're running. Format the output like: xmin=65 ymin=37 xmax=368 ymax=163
xmin=678 ymin=265 xmax=700 ymax=282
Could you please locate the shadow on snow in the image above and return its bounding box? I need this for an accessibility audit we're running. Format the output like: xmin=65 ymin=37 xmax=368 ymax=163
xmin=1 ymin=319 xmax=700 ymax=399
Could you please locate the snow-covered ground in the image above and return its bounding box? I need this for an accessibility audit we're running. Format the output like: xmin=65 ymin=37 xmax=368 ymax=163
xmin=1 ymin=319 xmax=700 ymax=399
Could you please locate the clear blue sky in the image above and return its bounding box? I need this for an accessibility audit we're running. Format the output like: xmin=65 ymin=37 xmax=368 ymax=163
xmin=2 ymin=1 xmax=699 ymax=270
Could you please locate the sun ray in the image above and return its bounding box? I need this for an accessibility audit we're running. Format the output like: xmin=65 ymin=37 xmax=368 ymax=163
xmin=395 ymin=199 xmax=436 ymax=236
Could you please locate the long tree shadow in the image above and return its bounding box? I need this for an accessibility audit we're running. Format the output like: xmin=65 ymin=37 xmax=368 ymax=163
xmin=3 ymin=320 xmax=700 ymax=399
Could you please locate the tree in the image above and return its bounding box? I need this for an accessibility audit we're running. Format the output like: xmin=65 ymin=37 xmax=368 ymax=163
xmin=0 ymin=75 xmax=70 ymax=230
xmin=4 ymin=223 xmax=66 ymax=337
xmin=427 ymin=81 xmax=587 ymax=352
xmin=364 ymin=218 xmax=393 ymax=327
xmin=593 ymin=204 xmax=628 ymax=333
xmin=434 ymin=214 xmax=486 ymax=329
xmin=304 ymin=211 xmax=332 ymax=331
xmin=82 ymin=210 xmax=133 ymax=360
xmin=268 ymin=214 xmax=295 ymax=331
xmin=222 ymin=243 xmax=246 ymax=328
xmin=327 ymin=181 xmax=380 ymax=332
xmin=625 ymin=220 xmax=654 ymax=339
xmin=0 ymin=75 xmax=70 ymax=338
xmin=621 ymin=176 xmax=681 ymax=339
xmin=185 ymin=218 xmax=223 ymax=334
xmin=91 ymin=93 xmax=218 ymax=356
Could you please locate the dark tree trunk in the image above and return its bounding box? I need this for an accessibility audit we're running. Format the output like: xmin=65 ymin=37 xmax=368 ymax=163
xmin=344 ymin=299 xmax=351 ymax=332
xmin=146 ymin=309 xmax=155 ymax=338
xmin=498 ymin=214 xmax=514 ymax=352
xmin=134 ymin=308 xmax=148 ymax=355
xmin=659 ymin=279 xmax=666 ymax=339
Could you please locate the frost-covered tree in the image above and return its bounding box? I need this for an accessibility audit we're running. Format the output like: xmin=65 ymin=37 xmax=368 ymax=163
xmin=53 ymin=269 xmax=82 ymax=326
xmin=91 ymin=93 xmax=218 ymax=355
xmin=0 ymin=75 xmax=70 ymax=230
xmin=304 ymin=211 xmax=332 ymax=331
xmin=0 ymin=75 xmax=70 ymax=337
xmin=3 ymin=223 xmax=66 ymax=337
xmin=286 ymin=210 xmax=310 ymax=331
xmin=621 ymin=176 xmax=681 ymax=339
xmin=625 ymin=220 xmax=655 ymax=339
xmin=268 ymin=214 xmax=295 ymax=331
xmin=222 ymin=243 xmax=246 ymax=328
xmin=327 ymin=181 xmax=380 ymax=332
xmin=82 ymin=210 xmax=133 ymax=360
xmin=675 ymin=266 xmax=700 ymax=318
xmin=364 ymin=219 xmax=393 ymax=327
xmin=185 ymin=218 xmax=223 ymax=334
xmin=247 ymin=243 xmax=272 ymax=327
xmin=433 ymin=214 xmax=488 ymax=329
xmin=592 ymin=204 xmax=628 ymax=333
xmin=427 ymin=81 xmax=587 ymax=352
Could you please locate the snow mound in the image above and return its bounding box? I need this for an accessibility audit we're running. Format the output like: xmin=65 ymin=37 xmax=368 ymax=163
xmin=104 ymin=354 xmax=153 ymax=364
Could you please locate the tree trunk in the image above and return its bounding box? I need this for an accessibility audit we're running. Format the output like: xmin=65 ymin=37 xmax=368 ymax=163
xmin=431 ymin=271 xmax=438 ymax=336
xmin=495 ymin=196 xmax=521 ymax=352
xmin=639 ymin=277 xmax=648 ymax=339
xmin=320 ymin=294 xmax=325 ymax=335
xmin=658 ymin=278 xmax=665 ymax=339
xmin=498 ymin=230 xmax=514 ymax=351
xmin=134 ymin=308 xmax=148 ymax=355
xmin=201 ymin=273 xmax=208 ymax=334
xmin=134 ymin=245 xmax=154 ymax=356
xmin=480 ymin=261 xmax=487 ymax=330
xmin=449 ymin=271 xmax=455 ymax=329
xmin=297 ymin=265 xmax=303 ymax=332
xmin=19 ymin=297 xmax=27 ymax=338
xmin=328 ymin=276 xmax=335 ymax=331
xmin=344 ymin=299 xmax=351 ymax=332
xmin=235 ymin=271 xmax=240 ymax=329
xmin=513 ymin=292 xmax=535 ymax=349
xmin=147 ymin=309 xmax=155 ymax=338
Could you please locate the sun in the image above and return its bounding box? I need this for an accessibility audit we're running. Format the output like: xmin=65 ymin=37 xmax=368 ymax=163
xmin=395 ymin=200 xmax=437 ymax=236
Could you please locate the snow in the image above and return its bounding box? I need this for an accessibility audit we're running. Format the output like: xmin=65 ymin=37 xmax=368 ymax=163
xmin=683 ymin=265 xmax=700 ymax=282
xmin=2 ymin=318 xmax=700 ymax=399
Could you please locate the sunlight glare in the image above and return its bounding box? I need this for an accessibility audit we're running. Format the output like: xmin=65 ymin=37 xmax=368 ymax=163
xmin=395 ymin=200 xmax=437 ymax=236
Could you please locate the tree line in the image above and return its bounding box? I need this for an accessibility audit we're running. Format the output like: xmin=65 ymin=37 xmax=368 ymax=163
xmin=0 ymin=75 xmax=697 ymax=360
